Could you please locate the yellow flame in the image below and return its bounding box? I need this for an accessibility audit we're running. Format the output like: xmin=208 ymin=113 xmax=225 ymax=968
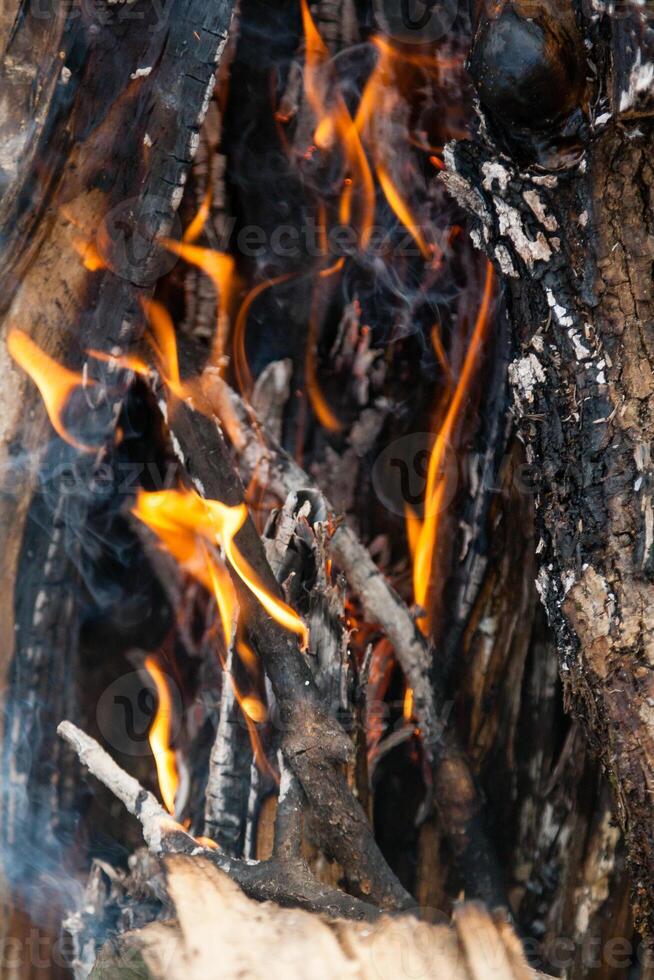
xmin=300 ymin=0 xmax=375 ymax=249
xmin=411 ymin=263 xmax=494 ymax=631
xmin=7 ymin=328 xmax=97 ymax=452
xmin=144 ymin=655 xmax=179 ymax=815
xmin=183 ymin=189 xmax=212 ymax=243
xmin=132 ymin=488 xmax=309 ymax=648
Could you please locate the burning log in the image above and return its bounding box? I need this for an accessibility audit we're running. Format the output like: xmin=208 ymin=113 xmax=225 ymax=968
xmin=147 ymin=392 xmax=413 ymax=911
xmin=0 ymin=0 xmax=237 ymax=953
xmin=5 ymin=0 xmax=649 ymax=972
xmin=204 ymin=370 xmax=507 ymax=907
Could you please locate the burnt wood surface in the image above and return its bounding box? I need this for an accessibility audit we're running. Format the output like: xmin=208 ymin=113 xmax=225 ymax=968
xmin=0 ymin=0 xmax=235 ymax=962
xmin=443 ymin=0 xmax=654 ymax=944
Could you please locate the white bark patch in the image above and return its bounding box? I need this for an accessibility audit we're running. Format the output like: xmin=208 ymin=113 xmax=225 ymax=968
xmin=130 ymin=66 xmax=152 ymax=79
xmin=619 ymin=51 xmax=654 ymax=112
xmin=522 ymin=190 xmax=558 ymax=232
xmin=574 ymin=809 xmax=620 ymax=937
xmin=481 ymin=161 xmax=510 ymax=193
xmin=494 ymin=244 xmax=517 ymax=277
xmin=494 ymin=197 xmax=554 ymax=267
xmin=563 ymin=566 xmax=615 ymax=679
xmin=508 ymin=353 xmax=546 ymax=407
xmin=440 ymin=170 xmax=491 ymax=228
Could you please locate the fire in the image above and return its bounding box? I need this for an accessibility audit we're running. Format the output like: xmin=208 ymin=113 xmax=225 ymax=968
xmin=410 ymin=262 xmax=495 ymax=632
xmin=232 ymin=272 xmax=295 ymax=397
xmin=300 ymin=0 xmax=375 ymax=249
xmin=72 ymin=238 xmax=108 ymax=272
xmin=132 ymin=487 xmax=309 ymax=648
xmin=141 ymin=299 xmax=185 ymax=398
xmin=138 ymin=499 xmax=271 ymax=770
xmin=7 ymin=328 xmax=97 ymax=452
xmin=144 ymin=655 xmax=179 ymax=815
xmin=162 ymin=240 xmax=237 ymax=368
xmin=183 ymin=189 xmax=212 ymax=244
xmin=375 ymin=163 xmax=433 ymax=262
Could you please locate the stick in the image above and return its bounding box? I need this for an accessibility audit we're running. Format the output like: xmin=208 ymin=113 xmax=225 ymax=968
xmin=58 ymin=721 xmax=379 ymax=921
xmin=203 ymin=647 xmax=253 ymax=855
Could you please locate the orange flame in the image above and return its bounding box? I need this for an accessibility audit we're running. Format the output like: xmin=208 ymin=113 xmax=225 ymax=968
xmin=411 ymin=263 xmax=494 ymax=632
xmin=138 ymin=500 xmax=271 ymax=765
xmin=7 ymin=328 xmax=97 ymax=452
xmin=132 ymin=488 xmax=309 ymax=648
xmin=305 ymin=258 xmax=344 ymax=433
xmin=72 ymin=238 xmax=108 ymax=272
xmin=144 ymin=655 xmax=179 ymax=815
xmin=86 ymin=347 xmax=151 ymax=378
xmin=232 ymin=272 xmax=295 ymax=397
xmin=141 ymin=299 xmax=184 ymax=397
xmin=300 ymin=0 xmax=375 ymax=249
xmin=162 ymin=241 xmax=237 ymax=368
xmin=183 ymin=189 xmax=212 ymax=244
xmin=375 ymin=163 xmax=433 ymax=261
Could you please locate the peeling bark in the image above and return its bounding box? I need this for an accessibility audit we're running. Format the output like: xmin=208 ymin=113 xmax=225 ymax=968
xmin=443 ymin=0 xmax=654 ymax=941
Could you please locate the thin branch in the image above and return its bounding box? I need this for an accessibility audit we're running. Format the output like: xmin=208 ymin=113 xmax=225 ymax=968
xmin=58 ymin=721 xmax=380 ymax=922
xmin=203 ymin=373 xmax=444 ymax=755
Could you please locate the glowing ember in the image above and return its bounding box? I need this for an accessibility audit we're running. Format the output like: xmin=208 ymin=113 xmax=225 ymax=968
xmin=403 ymin=686 xmax=414 ymax=723
xmin=72 ymin=238 xmax=108 ymax=272
xmin=7 ymin=328 xmax=97 ymax=452
xmin=143 ymin=655 xmax=179 ymax=815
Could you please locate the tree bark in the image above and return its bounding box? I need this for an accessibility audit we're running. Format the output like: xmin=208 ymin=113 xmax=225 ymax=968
xmin=443 ymin=0 xmax=654 ymax=942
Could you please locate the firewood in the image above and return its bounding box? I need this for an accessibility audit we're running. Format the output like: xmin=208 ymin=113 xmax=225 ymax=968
xmin=89 ymin=854 xmax=537 ymax=980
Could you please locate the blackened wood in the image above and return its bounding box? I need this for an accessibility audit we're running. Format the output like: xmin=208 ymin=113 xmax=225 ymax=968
xmin=444 ymin=0 xmax=654 ymax=941
xmin=0 ymin=0 xmax=236 ymax=935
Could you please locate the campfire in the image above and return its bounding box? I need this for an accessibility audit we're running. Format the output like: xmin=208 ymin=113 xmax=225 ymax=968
xmin=1 ymin=0 xmax=651 ymax=975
